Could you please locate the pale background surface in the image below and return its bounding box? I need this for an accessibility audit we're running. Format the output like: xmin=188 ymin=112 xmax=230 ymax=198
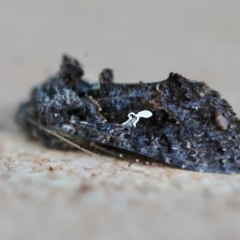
xmin=1 ymin=1 xmax=240 ymax=240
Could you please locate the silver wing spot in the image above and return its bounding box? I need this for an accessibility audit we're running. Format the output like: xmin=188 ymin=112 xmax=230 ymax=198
xmin=122 ymin=110 xmax=153 ymax=127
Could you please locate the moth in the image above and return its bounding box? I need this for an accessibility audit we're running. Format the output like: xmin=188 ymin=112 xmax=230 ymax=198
xmin=16 ymin=55 xmax=240 ymax=174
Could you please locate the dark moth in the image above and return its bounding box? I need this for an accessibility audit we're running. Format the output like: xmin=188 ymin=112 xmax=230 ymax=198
xmin=16 ymin=56 xmax=240 ymax=174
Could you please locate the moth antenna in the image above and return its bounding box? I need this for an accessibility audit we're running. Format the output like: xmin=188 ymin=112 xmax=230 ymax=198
xmin=90 ymin=142 xmax=132 ymax=161
xmin=90 ymin=142 xmax=142 ymax=170
xmin=26 ymin=117 xmax=101 ymax=158
xmin=90 ymin=142 xmax=119 ymax=157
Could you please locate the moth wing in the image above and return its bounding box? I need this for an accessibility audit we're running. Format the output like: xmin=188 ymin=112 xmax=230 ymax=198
xmin=67 ymin=120 xmax=222 ymax=173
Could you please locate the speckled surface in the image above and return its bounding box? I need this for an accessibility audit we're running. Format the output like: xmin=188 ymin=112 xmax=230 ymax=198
xmin=1 ymin=1 xmax=240 ymax=240
xmin=2 ymin=128 xmax=240 ymax=240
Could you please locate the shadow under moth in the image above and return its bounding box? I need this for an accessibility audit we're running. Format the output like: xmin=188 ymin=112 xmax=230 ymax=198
xmin=16 ymin=56 xmax=240 ymax=174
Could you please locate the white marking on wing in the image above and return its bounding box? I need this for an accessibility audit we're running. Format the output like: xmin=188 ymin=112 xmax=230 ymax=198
xmin=122 ymin=110 xmax=153 ymax=127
